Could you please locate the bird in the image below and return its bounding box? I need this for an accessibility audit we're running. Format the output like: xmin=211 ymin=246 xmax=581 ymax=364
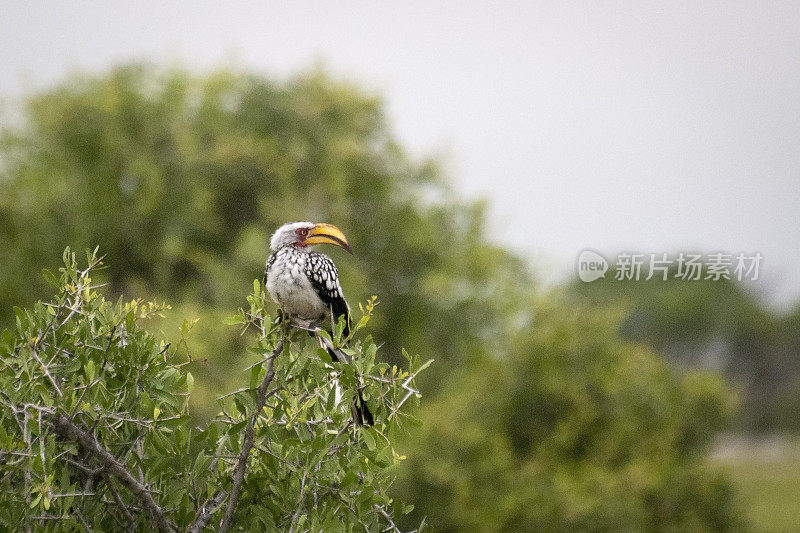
xmin=264 ymin=221 xmax=373 ymax=426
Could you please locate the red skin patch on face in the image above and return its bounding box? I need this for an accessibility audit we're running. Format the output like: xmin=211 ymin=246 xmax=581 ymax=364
xmin=295 ymin=227 xmax=309 ymax=247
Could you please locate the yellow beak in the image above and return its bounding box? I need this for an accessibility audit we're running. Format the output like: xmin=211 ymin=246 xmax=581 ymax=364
xmin=305 ymin=223 xmax=352 ymax=254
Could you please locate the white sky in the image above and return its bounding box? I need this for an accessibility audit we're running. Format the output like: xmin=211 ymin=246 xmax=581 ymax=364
xmin=1 ymin=1 xmax=799 ymax=308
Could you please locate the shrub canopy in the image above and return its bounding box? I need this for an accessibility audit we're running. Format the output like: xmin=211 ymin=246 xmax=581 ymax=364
xmin=0 ymin=250 xmax=425 ymax=531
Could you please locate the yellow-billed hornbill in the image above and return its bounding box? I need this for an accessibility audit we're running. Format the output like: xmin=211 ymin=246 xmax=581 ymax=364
xmin=264 ymin=221 xmax=373 ymax=425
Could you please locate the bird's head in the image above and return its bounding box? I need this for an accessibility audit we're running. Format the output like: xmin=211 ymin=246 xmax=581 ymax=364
xmin=269 ymin=221 xmax=352 ymax=253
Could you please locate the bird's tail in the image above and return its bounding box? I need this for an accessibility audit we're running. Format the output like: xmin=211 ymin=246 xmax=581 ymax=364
xmin=322 ymin=342 xmax=373 ymax=427
xmin=352 ymin=386 xmax=374 ymax=427
xmin=288 ymin=317 xmax=373 ymax=426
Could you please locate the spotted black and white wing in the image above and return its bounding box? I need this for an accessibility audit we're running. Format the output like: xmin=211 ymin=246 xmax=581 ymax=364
xmin=263 ymin=251 xmax=278 ymax=285
xmin=305 ymin=252 xmax=350 ymax=334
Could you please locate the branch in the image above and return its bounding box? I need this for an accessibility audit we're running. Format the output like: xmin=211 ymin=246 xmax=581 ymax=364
xmin=104 ymin=473 xmax=136 ymax=532
xmin=287 ymin=471 xmax=307 ymax=533
xmin=31 ymin=348 xmax=62 ymax=397
xmin=185 ymin=437 xmax=231 ymax=533
xmin=74 ymin=508 xmax=93 ymax=533
xmin=219 ymin=339 xmax=284 ymax=533
xmin=49 ymin=412 xmax=175 ymax=533
xmin=186 ymin=490 xmax=227 ymax=533
xmin=375 ymin=503 xmax=402 ymax=533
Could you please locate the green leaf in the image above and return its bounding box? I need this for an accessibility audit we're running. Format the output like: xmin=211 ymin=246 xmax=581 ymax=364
xmin=85 ymin=360 xmax=96 ymax=382
xmin=417 ymin=358 xmax=434 ymax=373
xmin=179 ymin=318 xmax=199 ymax=336
xmin=42 ymin=268 xmax=59 ymax=287
xmin=223 ymin=314 xmax=244 ymax=325
xmin=360 ymin=427 xmax=376 ymax=451
xmin=1 ymin=329 xmax=17 ymax=350
xmin=318 ymin=347 xmax=333 ymax=364
xmin=250 ymin=364 xmax=262 ymax=389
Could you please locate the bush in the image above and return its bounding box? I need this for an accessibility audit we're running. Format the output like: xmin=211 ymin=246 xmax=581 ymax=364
xmin=395 ymin=300 xmax=743 ymax=532
xmin=0 ymin=249 xmax=426 ymax=531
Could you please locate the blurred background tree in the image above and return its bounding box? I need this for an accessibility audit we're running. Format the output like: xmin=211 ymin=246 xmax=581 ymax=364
xmin=0 ymin=64 xmax=528 ymax=416
xmin=396 ymin=301 xmax=739 ymax=530
xmin=569 ymin=274 xmax=800 ymax=433
xmin=0 ymin=63 xmax=768 ymax=530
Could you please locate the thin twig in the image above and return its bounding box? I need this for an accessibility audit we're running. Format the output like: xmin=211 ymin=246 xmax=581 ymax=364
xmin=63 ymin=457 xmax=102 ymax=475
xmin=375 ymin=504 xmax=402 ymax=533
xmin=287 ymin=471 xmax=307 ymax=533
xmin=186 ymin=490 xmax=228 ymax=533
xmin=30 ymin=348 xmax=62 ymax=397
xmin=388 ymin=389 xmax=416 ymax=420
xmin=105 ymin=474 xmax=136 ymax=533
xmin=50 ymin=492 xmax=97 ymax=499
xmin=219 ymin=339 xmax=284 ymax=533
xmin=74 ymin=508 xmax=93 ymax=533
xmin=49 ymin=413 xmax=175 ymax=533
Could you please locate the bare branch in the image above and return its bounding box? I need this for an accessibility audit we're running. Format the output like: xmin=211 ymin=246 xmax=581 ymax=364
xmin=388 ymin=389 xmax=416 ymax=420
xmin=219 ymin=339 xmax=284 ymax=533
xmin=30 ymin=348 xmax=62 ymax=397
xmin=375 ymin=504 xmax=402 ymax=533
xmin=49 ymin=412 xmax=175 ymax=533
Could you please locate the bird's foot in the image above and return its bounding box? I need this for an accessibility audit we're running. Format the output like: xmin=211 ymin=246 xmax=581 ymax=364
xmin=288 ymin=316 xmax=324 ymax=333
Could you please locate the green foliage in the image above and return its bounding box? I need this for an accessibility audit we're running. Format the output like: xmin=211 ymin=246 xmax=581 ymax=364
xmin=568 ymin=273 xmax=800 ymax=432
xmin=0 ymin=64 xmax=526 ymax=416
xmin=0 ymin=65 xmax=747 ymax=530
xmin=395 ymin=298 xmax=743 ymax=531
xmin=0 ymin=250 xmax=425 ymax=531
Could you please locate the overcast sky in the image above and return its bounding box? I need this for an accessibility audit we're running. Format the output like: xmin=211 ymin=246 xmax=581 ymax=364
xmin=2 ymin=1 xmax=799 ymax=307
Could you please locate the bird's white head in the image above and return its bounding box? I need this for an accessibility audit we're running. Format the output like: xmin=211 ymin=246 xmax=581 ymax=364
xmin=269 ymin=221 xmax=352 ymax=253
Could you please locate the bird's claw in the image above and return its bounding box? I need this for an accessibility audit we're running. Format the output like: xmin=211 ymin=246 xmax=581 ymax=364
xmin=288 ymin=316 xmax=323 ymax=333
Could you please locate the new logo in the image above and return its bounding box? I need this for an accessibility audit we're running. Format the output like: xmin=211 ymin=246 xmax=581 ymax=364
xmin=577 ymin=250 xmax=608 ymax=282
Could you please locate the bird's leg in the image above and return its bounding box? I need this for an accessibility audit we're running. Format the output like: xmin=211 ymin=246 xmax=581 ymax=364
xmin=287 ymin=316 xmax=323 ymax=333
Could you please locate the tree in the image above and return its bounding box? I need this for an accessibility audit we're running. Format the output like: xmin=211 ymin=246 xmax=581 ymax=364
xmin=395 ymin=299 xmax=742 ymax=531
xmin=0 ymin=64 xmax=524 ymax=414
xmin=568 ymin=273 xmax=800 ymax=432
xmin=0 ymin=249 xmax=426 ymax=531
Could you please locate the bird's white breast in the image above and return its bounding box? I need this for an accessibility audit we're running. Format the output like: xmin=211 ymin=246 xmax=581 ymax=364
xmin=266 ymin=248 xmax=329 ymax=320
